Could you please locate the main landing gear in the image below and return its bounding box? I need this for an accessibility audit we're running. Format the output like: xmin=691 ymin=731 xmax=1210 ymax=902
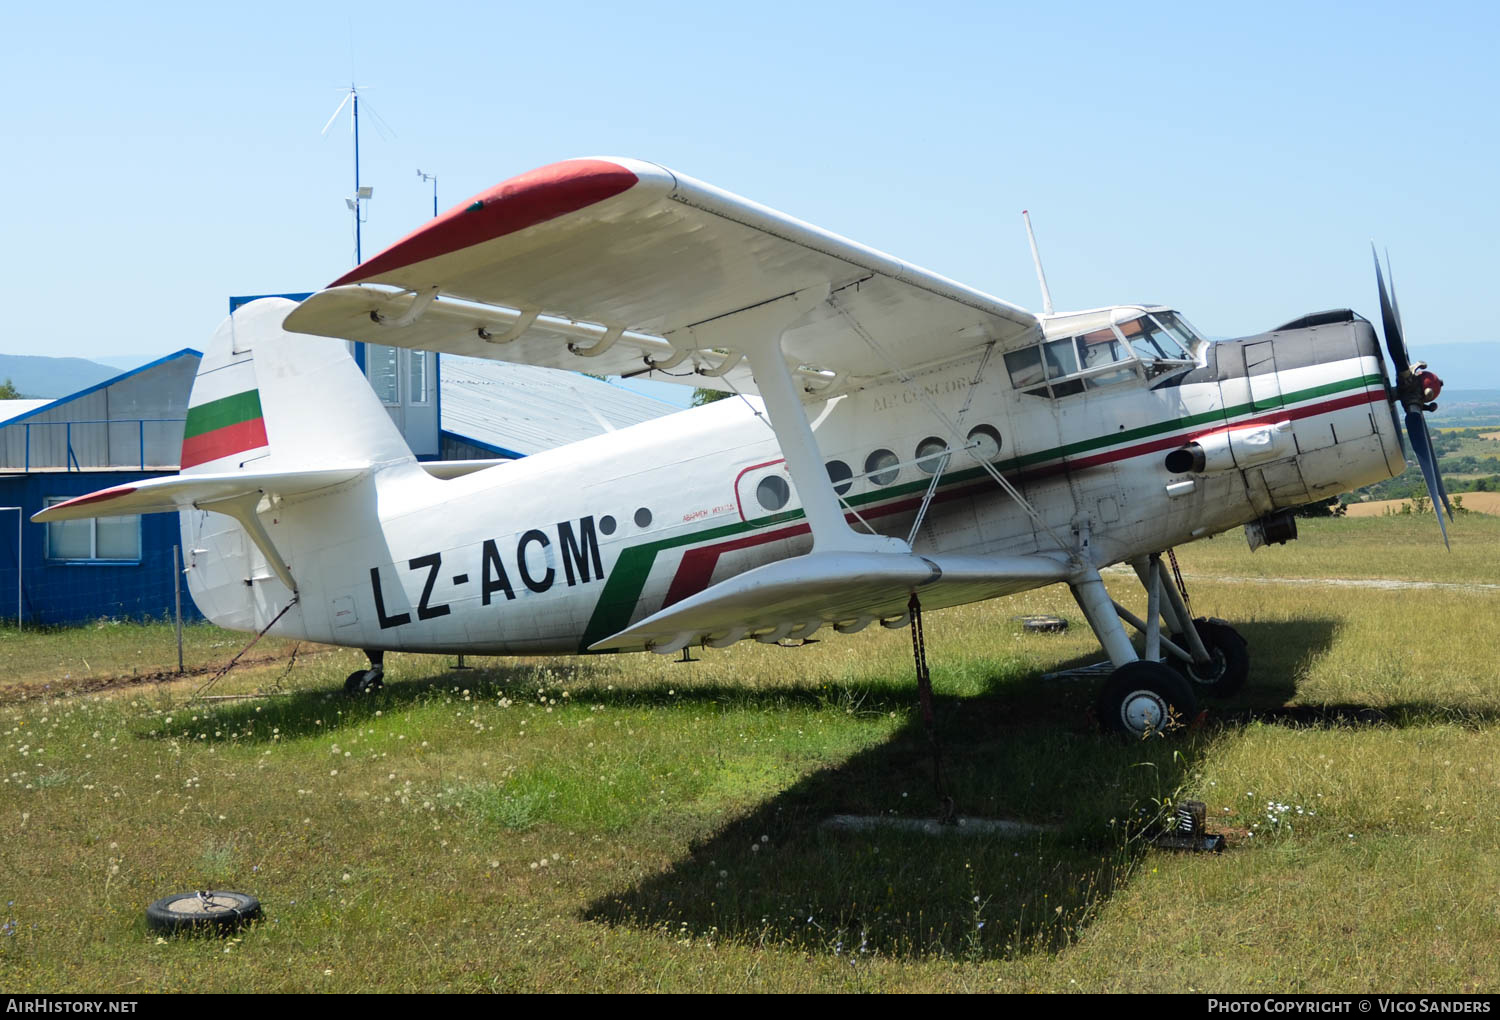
xmin=344 ymin=649 xmax=385 ymax=696
xmin=1068 ymin=552 xmax=1248 ymax=738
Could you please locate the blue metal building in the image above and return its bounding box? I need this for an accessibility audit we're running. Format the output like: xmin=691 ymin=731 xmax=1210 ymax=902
xmin=0 ymin=351 xmax=202 ymax=626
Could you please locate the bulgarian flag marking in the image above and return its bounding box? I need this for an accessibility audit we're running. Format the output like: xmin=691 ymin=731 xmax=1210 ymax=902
xmin=181 ymin=390 xmax=268 ymax=469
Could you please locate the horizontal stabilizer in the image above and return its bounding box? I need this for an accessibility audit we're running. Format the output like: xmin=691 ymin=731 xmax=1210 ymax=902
xmin=33 ymin=467 xmax=370 ymax=595
xmin=589 ymin=551 xmax=1070 ymax=654
xmin=32 ymin=468 xmax=369 ymax=522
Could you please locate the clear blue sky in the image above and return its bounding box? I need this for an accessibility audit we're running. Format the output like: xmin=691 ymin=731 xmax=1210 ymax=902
xmin=2 ymin=0 xmax=1495 ymax=364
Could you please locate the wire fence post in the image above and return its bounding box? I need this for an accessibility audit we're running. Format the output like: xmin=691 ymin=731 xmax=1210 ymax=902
xmin=173 ymin=544 xmax=183 ymax=673
xmin=3 ymin=508 xmax=20 ymax=630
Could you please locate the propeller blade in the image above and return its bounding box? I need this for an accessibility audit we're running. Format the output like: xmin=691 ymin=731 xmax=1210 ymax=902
xmin=1372 ymin=243 xmax=1409 ymax=375
xmin=1404 ymin=409 xmax=1451 ymax=548
xmin=1384 ymin=247 xmax=1405 ymax=342
xmin=1389 ymin=403 xmax=1407 ymax=459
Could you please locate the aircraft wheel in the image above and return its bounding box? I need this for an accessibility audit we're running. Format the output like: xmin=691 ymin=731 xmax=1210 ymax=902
xmin=146 ymin=890 xmax=260 ymax=935
xmin=1169 ymin=618 xmax=1249 ymax=698
xmin=344 ymin=667 xmax=384 ymax=696
xmin=1097 ymin=661 xmax=1197 ymax=738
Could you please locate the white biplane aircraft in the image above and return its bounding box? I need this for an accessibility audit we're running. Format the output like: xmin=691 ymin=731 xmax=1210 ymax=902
xmin=37 ymin=158 xmax=1452 ymax=737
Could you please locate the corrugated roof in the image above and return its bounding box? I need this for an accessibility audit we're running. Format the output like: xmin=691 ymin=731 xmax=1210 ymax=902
xmin=0 ymin=400 xmax=51 ymax=423
xmin=0 ymin=349 xmax=202 ymax=428
xmin=441 ymin=357 xmax=677 ymax=457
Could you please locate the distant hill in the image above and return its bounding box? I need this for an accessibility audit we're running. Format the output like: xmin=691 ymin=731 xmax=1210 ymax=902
xmin=0 ymin=355 xmax=118 ymax=398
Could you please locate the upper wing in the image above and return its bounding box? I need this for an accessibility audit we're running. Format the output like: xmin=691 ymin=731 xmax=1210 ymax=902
xmin=283 ymin=157 xmax=1040 ymax=396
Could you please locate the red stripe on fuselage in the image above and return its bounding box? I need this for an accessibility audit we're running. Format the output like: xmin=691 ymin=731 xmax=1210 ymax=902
xmin=180 ymin=418 xmax=268 ymax=469
xmin=659 ymin=388 xmax=1387 ymax=605
xmin=331 ymin=159 xmax=640 ymax=287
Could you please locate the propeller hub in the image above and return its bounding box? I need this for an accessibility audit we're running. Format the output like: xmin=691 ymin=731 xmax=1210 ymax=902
xmin=1398 ymin=367 xmax=1444 ymax=410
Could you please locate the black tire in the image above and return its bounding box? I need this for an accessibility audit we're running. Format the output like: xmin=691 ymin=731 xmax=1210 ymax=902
xmin=1097 ymin=660 xmax=1198 ymax=738
xmin=344 ymin=668 xmax=384 ymax=696
xmin=146 ymin=890 xmax=260 ymax=935
xmin=1169 ymin=617 xmax=1249 ymax=698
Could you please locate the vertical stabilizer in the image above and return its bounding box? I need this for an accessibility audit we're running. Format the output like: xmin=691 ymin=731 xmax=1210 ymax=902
xmin=182 ymin=297 xmax=415 ymax=473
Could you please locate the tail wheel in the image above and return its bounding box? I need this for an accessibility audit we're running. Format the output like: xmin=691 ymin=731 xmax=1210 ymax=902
xmin=1097 ymin=661 xmax=1198 ymax=738
xmin=1170 ymin=617 xmax=1249 ymax=698
xmin=344 ymin=667 xmax=384 ymax=696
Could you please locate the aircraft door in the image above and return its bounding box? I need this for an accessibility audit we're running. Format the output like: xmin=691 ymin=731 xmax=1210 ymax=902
xmin=1244 ymin=340 xmax=1283 ymax=413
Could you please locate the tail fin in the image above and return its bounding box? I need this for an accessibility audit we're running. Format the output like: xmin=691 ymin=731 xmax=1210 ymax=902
xmin=182 ymin=297 xmax=415 ymax=474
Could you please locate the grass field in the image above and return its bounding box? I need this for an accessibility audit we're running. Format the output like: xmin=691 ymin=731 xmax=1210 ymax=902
xmin=1344 ymin=492 xmax=1500 ymax=518
xmin=1 ymin=515 xmax=1498 ymax=992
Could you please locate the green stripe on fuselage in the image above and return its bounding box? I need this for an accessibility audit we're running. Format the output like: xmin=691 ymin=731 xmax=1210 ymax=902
xmin=578 ymin=371 xmax=1382 ymax=650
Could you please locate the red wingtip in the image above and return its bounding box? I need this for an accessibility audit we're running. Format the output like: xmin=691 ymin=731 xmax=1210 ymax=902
xmin=331 ymin=158 xmax=639 ymax=287
xmin=54 ymin=486 xmax=137 ymax=509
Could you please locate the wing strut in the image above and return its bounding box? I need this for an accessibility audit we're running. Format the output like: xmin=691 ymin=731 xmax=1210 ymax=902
xmin=685 ymin=286 xmax=907 ymax=555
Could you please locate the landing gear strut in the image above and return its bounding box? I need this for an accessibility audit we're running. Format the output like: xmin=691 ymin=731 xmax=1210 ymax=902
xmin=344 ymin=649 xmax=385 ymax=696
xmin=1068 ymin=551 xmax=1249 ymax=737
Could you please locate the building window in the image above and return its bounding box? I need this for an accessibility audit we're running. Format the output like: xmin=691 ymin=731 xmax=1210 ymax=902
xmin=44 ymin=500 xmax=141 ymax=562
xmin=408 ymin=350 xmax=429 ymax=404
xmin=368 ymin=344 xmax=400 ymax=405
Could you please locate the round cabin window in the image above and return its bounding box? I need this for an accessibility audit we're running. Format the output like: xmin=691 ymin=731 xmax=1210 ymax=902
xmin=915 ymin=437 xmax=949 ymax=475
xmin=967 ymin=424 xmax=1002 ymax=462
xmin=825 ymin=460 xmax=853 ymax=496
xmin=756 ymin=474 xmax=790 ymax=512
xmin=865 ymin=449 xmax=899 ymax=486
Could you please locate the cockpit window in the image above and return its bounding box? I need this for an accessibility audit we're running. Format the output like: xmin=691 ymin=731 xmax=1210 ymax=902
xmin=1007 ymin=309 xmax=1198 ymax=397
xmin=1004 ymin=346 xmax=1046 ymax=390
xmin=1150 ymin=312 xmax=1200 ymax=357
xmin=1117 ymin=316 xmax=1178 ymax=361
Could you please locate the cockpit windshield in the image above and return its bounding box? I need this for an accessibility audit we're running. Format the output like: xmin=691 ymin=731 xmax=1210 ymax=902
xmin=1004 ymin=308 xmax=1202 ymax=398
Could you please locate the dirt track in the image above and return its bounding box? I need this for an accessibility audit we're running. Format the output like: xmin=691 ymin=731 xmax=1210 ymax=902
xmin=0 ymin=649 xmax=325 ymax=702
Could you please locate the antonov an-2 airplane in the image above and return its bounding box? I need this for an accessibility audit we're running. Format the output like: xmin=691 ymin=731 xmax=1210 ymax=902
xmin=37 ymin=157 xmax=1452 ymax=738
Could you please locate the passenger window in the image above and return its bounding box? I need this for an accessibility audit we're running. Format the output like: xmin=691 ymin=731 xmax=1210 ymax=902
xmin=966 ymin=425 xmax=1001 ymax=461
xmin=756 ymin=475 xmax=790 ymax=512
xmin=826 ymin=460 xmax=853 ymax=496
xmin=865 ymin=449 xmax=900 ymax=486
xmin=915 ymin=437 xmax=948 ymax=475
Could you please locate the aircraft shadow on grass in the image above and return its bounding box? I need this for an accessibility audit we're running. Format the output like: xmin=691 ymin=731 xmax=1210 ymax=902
xmin=574 ymin=615 xmax=1462 ymax=961
xmin=166 ymin=617 xmax=1490 ymax=960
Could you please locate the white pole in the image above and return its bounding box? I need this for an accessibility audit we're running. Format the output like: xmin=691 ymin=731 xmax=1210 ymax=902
xmin=174 ymin=544 xmax=183 ymax=673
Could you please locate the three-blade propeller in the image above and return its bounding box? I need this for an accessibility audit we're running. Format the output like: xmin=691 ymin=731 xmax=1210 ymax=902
xmin=1373 ymin=245 xmax=1452 ymax=548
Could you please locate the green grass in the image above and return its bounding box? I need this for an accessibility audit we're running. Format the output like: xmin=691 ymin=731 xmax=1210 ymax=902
xmin=0 ymin=619 xmax=312 ymax=691
xmin=0 ymin=515 xmax=1498 ymax=990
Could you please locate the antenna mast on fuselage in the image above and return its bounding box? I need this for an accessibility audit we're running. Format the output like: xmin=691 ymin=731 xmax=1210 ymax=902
xmin=1022 ymin=210 xmax=1055 ymax=316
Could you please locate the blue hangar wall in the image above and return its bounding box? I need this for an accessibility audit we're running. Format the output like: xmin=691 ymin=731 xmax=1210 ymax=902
xmin=0 ymin=471 xmax=201 ymax=627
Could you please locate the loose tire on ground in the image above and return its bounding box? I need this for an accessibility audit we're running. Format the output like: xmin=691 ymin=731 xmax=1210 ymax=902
xmin=1097 ymin=660 xmax=1199 ymax=738
xmin=1169 ymin=617 xmax=1249 ymax=698
xmin=145 ymin=891 xmax=261 ymax=935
